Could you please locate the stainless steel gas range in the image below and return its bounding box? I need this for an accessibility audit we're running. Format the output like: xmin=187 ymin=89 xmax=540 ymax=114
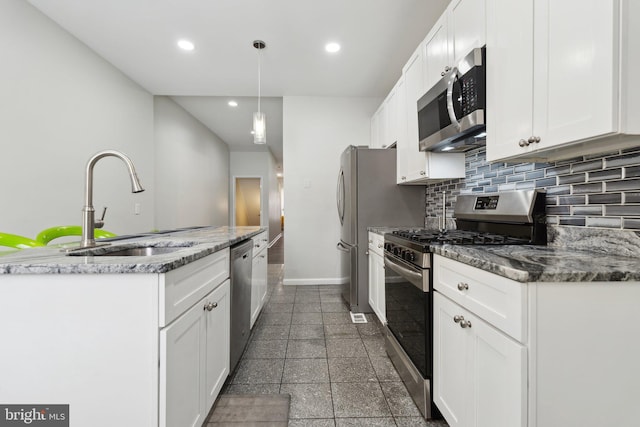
xmin=383 ymin=189 xmax=547 ymax=419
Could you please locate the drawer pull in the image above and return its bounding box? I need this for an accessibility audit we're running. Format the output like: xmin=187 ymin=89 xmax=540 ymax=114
xmin=457 ymin=282 xmax=469 ymax=291
xmin=460 ymin=320 xmax=472 ymax=329
xmin=204 ymin=302 xmax=218 ymax=311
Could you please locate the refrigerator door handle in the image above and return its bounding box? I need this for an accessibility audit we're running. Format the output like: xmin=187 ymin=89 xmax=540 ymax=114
xmin=336 ymin=241 xmax=353 ymax=252
xmin=336 ymin=169 xmax=345 ymax=225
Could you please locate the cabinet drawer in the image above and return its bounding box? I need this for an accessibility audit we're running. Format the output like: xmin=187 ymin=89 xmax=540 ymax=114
xmin=368 ymin=232 xmax=384 ymax=257
xmin=160 ymin=249 xmax=230 ymax=327
xmin=433 ymin=255 xmax=526 ymax=342
xmin=252 ymin=231 xmax=268 ymax=257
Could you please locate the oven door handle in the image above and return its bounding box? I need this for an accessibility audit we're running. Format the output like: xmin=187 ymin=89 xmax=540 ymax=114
xmin=384 ymin=254 xmax=428 ymax=292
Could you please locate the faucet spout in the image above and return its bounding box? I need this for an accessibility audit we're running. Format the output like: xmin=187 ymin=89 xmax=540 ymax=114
xmin=80 ymin=150 xmax=145 ymax=249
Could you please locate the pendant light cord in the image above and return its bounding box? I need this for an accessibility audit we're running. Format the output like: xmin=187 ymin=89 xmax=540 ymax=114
xmin=257 ymin=46 xmax=261 ymax=114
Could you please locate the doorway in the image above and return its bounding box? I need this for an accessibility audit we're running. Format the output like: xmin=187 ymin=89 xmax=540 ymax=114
xmin=234 ymin=177 xmax=262 ymax=226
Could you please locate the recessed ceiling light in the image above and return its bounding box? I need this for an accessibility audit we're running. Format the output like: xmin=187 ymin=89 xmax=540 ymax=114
xmin=177 ymin=39 xmax=195 ymax=51
xmin=325 ymin=42 xmax=341 ymax=53
xmin=228 ymin=101 xmax=238 ymax=107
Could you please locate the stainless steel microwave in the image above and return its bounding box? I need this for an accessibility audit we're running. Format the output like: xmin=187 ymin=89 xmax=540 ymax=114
xmin=417 ymin=46 xmax=486 ymax=152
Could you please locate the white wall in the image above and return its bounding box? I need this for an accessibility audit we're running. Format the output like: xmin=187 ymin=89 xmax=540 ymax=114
xmin=0 ymin=0 xmax=154 ymax=239
xmin=230 ymin=151 xmax=281 ymax=243
xmin=154 ymin=97 xmax=230 ymax=229
xmin=282 ymin=96 xmax=379 ymax=285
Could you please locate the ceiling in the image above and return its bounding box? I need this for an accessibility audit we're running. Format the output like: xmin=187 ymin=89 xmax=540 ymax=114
xmin=27 ymin=0 xmax=449 ymax=168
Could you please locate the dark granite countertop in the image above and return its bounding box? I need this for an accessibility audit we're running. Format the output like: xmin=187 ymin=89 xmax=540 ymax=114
xmin=0 ymin=226 xmax=264 ymax=274
xmin=432 ymin=244 xmax=640 ymax=283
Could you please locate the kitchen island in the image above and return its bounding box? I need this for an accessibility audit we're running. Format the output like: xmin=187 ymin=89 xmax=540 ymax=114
xmin=0 ymin=226 xmax=264 ymax=427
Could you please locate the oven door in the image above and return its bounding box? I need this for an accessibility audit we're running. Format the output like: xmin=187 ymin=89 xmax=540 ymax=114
xmin=384 ymin=253 xmax=431 ymax=378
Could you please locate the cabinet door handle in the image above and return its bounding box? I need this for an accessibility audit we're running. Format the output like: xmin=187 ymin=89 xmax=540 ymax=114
xmin=457 ymin=282 xmax=469 ymax=291
xmin=204 ymin=302 xmax=218 ymax=311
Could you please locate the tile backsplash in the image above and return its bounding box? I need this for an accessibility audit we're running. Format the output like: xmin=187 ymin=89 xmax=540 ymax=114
xmin=426 ymin=146 xmax=640 ymax=229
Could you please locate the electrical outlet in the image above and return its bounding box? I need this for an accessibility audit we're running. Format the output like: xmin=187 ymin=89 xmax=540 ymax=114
xmin=134 ymin=203 xmax=141 ymax=215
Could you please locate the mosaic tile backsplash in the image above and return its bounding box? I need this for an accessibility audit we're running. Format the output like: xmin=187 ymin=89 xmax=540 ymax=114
xmin=425 ymin=145 xmax=640 ymax=230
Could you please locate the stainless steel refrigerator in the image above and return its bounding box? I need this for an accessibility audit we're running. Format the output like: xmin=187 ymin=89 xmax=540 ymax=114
xmin=336 ymin=145 xmax=425 ymax=313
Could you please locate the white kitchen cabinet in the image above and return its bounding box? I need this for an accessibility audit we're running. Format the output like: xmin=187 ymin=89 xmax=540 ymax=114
xmin=434 ymin=255 xmax=526 ymax=427
xmin=486 ymin=0 xmax=640 ymax=162
xmin=434 ymin=292 xmax=526 ymax=427
xmin=370 ymin=81 xmax=399 ymax=149
xmin=433 ymin=254 xmax=640 ymax=427
xmin=398 ymin=45 xmax=465 ymax=185
xmin=160 ymin=280 xmax=230 ymax=427
xmin=370 ymin=106 xmax=382 ymax=149
xmin=367 ymin=232 xmax=386 ymax=324
xmin=250 ymin=230 xmax=269 ymax=328
xmin=424 ymin=0 xmax=486 ymax=91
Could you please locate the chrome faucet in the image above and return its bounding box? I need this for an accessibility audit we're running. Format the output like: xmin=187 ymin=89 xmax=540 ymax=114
xmin=80 ymin=150 xmax=144 ymax=249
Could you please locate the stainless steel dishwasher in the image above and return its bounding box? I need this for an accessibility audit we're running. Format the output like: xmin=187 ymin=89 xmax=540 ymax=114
xmin=229 ymin=239 xmax=253 ymax=372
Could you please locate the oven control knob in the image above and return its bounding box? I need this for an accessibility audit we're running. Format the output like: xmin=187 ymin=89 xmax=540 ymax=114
xmin=406 ymin=252 xmax=416 ymax=262
xmin=385 ymin=243 xmax=392 ymax=252
xmin=393 ymin=247 xmax=400 ymax=256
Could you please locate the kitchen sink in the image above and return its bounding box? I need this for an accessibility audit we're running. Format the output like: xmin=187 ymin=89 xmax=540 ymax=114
xmin=67 ymin=244 xmax=195 ymax=257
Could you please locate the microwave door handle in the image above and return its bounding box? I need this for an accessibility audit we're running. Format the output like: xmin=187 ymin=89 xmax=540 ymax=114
xmin=446 ymin=67 xmax=462 ymax=131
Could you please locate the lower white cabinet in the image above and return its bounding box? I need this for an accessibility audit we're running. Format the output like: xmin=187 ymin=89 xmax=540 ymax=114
xmin=250 ymin=231 xmax=269 ymax=328
xmin=433 ymin=254 xmax=640 ymax=427
xmin=368 ymin=232 xmax=386 ymax=323
xmin=160 ymin=280 xmax=230 ymax=427
xmin=434 ymin=292 xmax=526 ymax=427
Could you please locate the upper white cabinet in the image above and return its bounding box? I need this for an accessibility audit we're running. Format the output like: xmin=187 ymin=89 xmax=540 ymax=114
xmin=398 ymin=45 xmax=465 ymax=185
xmin=370 ymin=81 xmax=400 ymax=149
xmin=424 ymin=0 xmax=486 ymax=91
xmin=486 ymin=0 xmax=640 ymax=162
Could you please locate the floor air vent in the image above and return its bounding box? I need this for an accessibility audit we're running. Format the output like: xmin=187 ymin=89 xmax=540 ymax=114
xmin=350 ymin=312 xmax=368 ymax=324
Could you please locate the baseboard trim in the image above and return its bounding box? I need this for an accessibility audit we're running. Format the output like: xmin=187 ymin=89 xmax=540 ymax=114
xmin=283 ymin=277 xmax=346 ymax=286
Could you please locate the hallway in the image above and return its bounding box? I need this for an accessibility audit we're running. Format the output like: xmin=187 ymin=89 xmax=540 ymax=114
xmin=208 ymin=262 xmax=447 ymax=426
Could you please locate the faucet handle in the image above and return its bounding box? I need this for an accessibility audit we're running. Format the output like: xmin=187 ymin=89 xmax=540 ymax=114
xmin=95 ymin=207 xmax=107 ymax=229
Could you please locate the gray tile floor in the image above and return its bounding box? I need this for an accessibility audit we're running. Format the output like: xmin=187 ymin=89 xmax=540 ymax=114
xmin=207 ymin=264 xmax=448 ymax=427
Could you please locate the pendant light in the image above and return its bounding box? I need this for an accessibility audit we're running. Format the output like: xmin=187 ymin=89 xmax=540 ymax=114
xmin=253 ymin=40 xmax=266 ymax=144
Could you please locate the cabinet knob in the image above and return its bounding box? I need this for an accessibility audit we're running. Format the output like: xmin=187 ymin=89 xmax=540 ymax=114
xmin=534 ymin=136 xmax=541 ymax=143
xmin=441 ymin=71 xmax=446 ymax=76
xmin=378 ymin=243 xmax=383 ymax=248
xmin=204 ymin=302 xmax=218 ymax=311
xmin=460 ymin=319 xmax=472 ymax=329
xmin=401 ymin=176 xmax=406 ymax=180
xmin=369 ymin=239 xmax=373 ymax=243
xmin=518 ymin=139 xmax=529 ymax=147
xmin=260 ymin=255 xmax=266 ymax=259
xmin=420 ymin=170 xmax=426 ymax=176
xmin=457 ymin=282 xmax=469 ymax=291
xmin=453 ymin=315 xmax=464 ymax=323
xmin=382 ymin=145 xmax=387 ymax=148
